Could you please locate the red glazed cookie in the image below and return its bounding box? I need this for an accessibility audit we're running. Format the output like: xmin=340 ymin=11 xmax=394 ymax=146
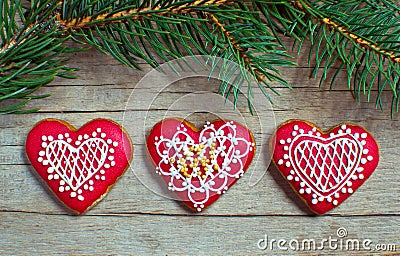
xmin=26 ymin=119 xmax=133 ymax=214
xmin=271 ymin=120 xmax=379 ymax=214
xmin=147 ymin=119 xmax=256 ymax=212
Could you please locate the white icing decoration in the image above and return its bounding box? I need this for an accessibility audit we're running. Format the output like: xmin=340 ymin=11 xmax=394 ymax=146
xmin=278 ymin=124 xmax=375 ymax=206
xmin=153 ymin=121 xmax=253 ymax=211
xmin=37 ymin=128 xmax=117 ymax=201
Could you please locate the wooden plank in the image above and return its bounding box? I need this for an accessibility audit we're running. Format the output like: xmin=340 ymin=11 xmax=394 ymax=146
xmin=1 ymin=212 xmax=398 ymax=255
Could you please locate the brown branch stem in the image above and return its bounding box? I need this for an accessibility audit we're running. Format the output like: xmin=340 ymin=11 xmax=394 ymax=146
xmin=291 ymin=1 xmax=400 ymax=64
xmin=57 ymin=0 xmax=232 ymax=29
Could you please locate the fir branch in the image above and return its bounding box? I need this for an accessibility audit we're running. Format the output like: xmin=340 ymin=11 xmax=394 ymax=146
xmin=57 ymin=0 xmax=231 ymax=29
xmin=260 ymin=0 xmax=400 ymax=114
xmin=0 ymin=0 xmax=77 ymax=114
xmin=58 ymin=0 xmax=294 ymax=109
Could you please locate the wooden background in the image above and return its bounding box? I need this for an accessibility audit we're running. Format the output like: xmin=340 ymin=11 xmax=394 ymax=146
xmin=1 ymin=37 xmax=399 ymax=255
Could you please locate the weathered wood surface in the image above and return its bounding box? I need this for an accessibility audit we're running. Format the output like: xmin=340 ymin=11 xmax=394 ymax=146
xmin=1 ymin=38 xmax=399 ymax=255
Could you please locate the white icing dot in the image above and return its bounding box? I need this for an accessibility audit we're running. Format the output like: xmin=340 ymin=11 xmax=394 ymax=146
xmin=334 ymin=193 xmax=340 ymax=198
xmin=280 ymin=140 xmax=285 ymax=145
xmin=100 ymin=170 xmax=105 ymax=174
xmin=42 ymin=160 xmax=49 ymax=166
xmin=352 ymin=175 xmax=358 ymax=180
xmin=75 ymin=141 xmax=81 ymax=146
xmin=286 ymin=138 xmax=292 ymax=143
xmin=294 ymin=177 xmax=300 ymax=182
xmin=78 ymin=189 xmax=82 ymax=194
xmin=346 ymin=128 xmax=351 ymax=134
xmin=104 ymin=164 xmax=110 ymax=169
xmin=358 ymin=174 xmax=364 ymax=179
xmin=78 ymin=195 xmax=84 ymax=201
xmin=330 ymin=133 xmax=335 ymax=138
xmin=361 ymin=133 xmax=367 ymax=139
xmin=39 ymin=151 xmax=45 ymax=156
xmin=290 ymin=170 xmax=295 ymax=175
xmin=38 ymin=157 xmax=43 ymax=163
xmin=78 ymin=135 xmax=82 ymax=141
xmin=95 ymin=175 xmax=100 ymax=180
xmin=113 ymin=141 xmax=118 ymax=147
xmin=83 ymin=184 xmax=88 ymax=190
xmin=64 ymin=133 xmax=69 ymax=138
xmin=111 ymin=161 xmax=116 ymax=166
xmin=284 ymin=146 xmax=289 ymax=151
xmin=65 ymin=186 xmax=70 ymax=191
xmin=48 ymin=136 xmax=53 ymax=141
xmin=294 ymin=125 xmax=299 ymax=131
xmin=84 ymin=134 xmax=89 ymax=139
xmin=48 ymin=174 xmax=53 ymax=180
xmin=92 ymin=132 xmax=97 ymax=137
xmin=97 ymin=128 xmax=101 ymax=133
xmin=41 ymin=142 xmax=48 ymax=148
xmin=70 ymin=192 xmax=77 ymax=198
xmin=312 ymin=127 xmax=317 ymax=132
xmin=89 ymin=180 xmax=94 ymax=185
xmin=300 ymin=182 xmax=305 ymax=187
xmin=277 ymin=159 xmax=284 ymax=165
xmin=60 ymin=180 xmax=65 ymax=186
xmin=341 ymin=187 xmax=347 ymax=193
xmin=346 ymin=181 xmax=352 ymax=187
xmin=109 ymin=148 xmax=115 ymax=153
xmin=299 ymin=188 xmax=305 ymax=194
xmin=101 ymin=176 xmax=106 ymax=181
xmin=292 ymin=131 xmax=297 ymax=136
xmin=363 ymin=149 xmax=369 ymax=154
xmin=333 ymin=200 xmax=338 ymax=206
xmin=41 ymin=136 xmax=47 ymax=141
xmin=67 ymin=138 xmax=72 ymax=143
xmin=341 ymin=125 xmax=347 ymax=130
xmin=89 ymin=186 xmax=94 ymax=191
xmin=283 ymin=154 xmax=289 ymax=159
xmin=367 ymin=155 xmax=373 ymax=161
xmin=361 ymin=158 xmax=367 ymax=164
xmin=361 ymin=140 xmax=367 ymax=146
xmin=58 ymin=134 xmax=63 ymax=140
xmin=348 ymin=188 xmax=353 ymax=194
xmin=53 ymin=174 xmax=59 ymax=180
xmin=59 ymin=186 xmax=64 ymax=192
xmin=101 ymin=133 xmax=106 ymax=138
xmin=327 ymin=197 xmax=332 ymax=202
xmin=318 ymin=196 xmax=324 ymax=202
xmin=305 ymin=188 xmax=312 ymax=194
xmin=287 ymin=175 xmax=293 ymax=181
xmin=312 ymin=199 xmax=318 ymax=205
xmin=316 ymin=132 xmax=321 ymax=137
xmin=299 ymin=129 xmax=304 ymax=134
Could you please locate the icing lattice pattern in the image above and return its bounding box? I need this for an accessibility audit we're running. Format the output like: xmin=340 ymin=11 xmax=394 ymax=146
xmin=37 ymin=128 xmax=118 ymax=201
xmin=277 ymin=124 xmax=374 ymax=206
xmin=153 ymin=121 xmax=254 ymax=212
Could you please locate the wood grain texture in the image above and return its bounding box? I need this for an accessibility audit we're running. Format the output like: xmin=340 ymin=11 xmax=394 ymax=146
xmin=1 ymin=37 xmax=399 ymax=255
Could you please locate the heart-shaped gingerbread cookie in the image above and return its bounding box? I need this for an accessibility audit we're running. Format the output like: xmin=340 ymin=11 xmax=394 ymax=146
xmin=147 ymin=119 xmax=255 ymax=212
xmin=272 ymin=120 xmax=379 ymax=214
xmin=26 ymin=119 xmax=133 ymax=214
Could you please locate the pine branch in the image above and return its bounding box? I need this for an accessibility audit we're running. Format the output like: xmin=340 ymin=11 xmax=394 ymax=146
xmin=0 ymin=0 xmax=77 ymax=114
xmin=57 ymin=0 xmax=294 ymax=109
xmin=260 ymin=0 xmax=400 ymax=115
